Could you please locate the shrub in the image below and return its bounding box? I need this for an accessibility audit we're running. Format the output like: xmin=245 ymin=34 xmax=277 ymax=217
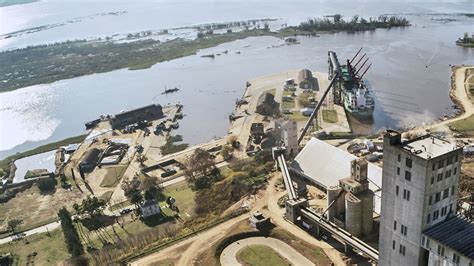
xmin=37 ymin=177 xmax=57 ymax=193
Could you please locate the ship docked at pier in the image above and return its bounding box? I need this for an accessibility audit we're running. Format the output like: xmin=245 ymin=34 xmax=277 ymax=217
xmin=328 ymin=49 xmax=375 ymax=118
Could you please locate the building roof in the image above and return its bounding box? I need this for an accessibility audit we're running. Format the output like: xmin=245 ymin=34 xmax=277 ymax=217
xmin=257 ymin=93 xmax=275 ymax=106
xmin=141 ymin=199 xmax=158 ymax=208
xmin=80 ymin=148 xmax=101 ymax=165
xmin=114 ymin=104 xmax=162 ymax=120
xmin=298 ymin=69 xmax=313 ymax=82
xmin=290 ymin=138 xmax=382 ymax=213
xmin=423 ymin=215 xmax=474 ymax=260
xmin=388 ymin=132 xmax=460 ymax=160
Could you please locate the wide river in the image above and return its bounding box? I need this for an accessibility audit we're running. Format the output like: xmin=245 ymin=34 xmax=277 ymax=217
xmin=0 ymin=0 xmax=473 ymax=159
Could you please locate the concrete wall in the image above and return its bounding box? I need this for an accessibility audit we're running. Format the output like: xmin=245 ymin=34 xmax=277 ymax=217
xmin=345 ymin=193 xmax=362 ymax=237
xmin=422 ymin=237 xmax=474 ymax=266
xmin=379 ymin=135 xmax=428 ymax=266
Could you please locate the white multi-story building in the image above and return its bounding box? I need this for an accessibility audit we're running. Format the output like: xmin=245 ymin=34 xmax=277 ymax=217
xmin=379 ymin=131 xmax=465 ymax=265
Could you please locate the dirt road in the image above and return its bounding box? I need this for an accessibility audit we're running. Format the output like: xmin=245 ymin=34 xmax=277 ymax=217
xmin=220 ymin=237 xmax=313 ymax=266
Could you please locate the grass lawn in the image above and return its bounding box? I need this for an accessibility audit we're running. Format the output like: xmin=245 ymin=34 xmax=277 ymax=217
xmin=0 ymin=228 xmax=70 ymax=265
xmin=237 ymin=244 xmax=289 ymax=266
xmin=449 ymin=115 xmax=474 ymax=134
xmin=100 ymin=165 xmax=128 ymax=187
xmin=271 ymin=229 xmax=331 ymax=265
xmin=288 ymin=111 xmax=310 ymax=121
xmin=282 ymin=98 xmax=295 ymax=109
xmin=322 ymin=109 xmax=338 ymax=123
xmin=162 ymin=181 xmax=196 ymax=217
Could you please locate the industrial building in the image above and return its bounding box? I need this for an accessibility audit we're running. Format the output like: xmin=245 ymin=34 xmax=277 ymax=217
xmin=289 ymin=137 xmax=382 ymax=213
xmin=421 ymin=215 xmax=473 ymax=265
xmin=255 ymin=93 xmax=279 ymax=116
xmin=273 ymin=119 xmax=298 ymax=158
xmin=298 ymin=69 xmax=318 ymax=90
xmin=110 ymin=104 xmax=163 ymax=129
xmin=327 ymin=159 xmax=374 ymax=237
xmin=79 ymin=148 xmax=102 ymax=172
xmin=378 ymin=131 xmax=468 ymax=266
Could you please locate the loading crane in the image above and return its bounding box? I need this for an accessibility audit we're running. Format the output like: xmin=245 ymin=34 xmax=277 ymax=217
xmin=272 ymin=49 xmax=379 ymax=263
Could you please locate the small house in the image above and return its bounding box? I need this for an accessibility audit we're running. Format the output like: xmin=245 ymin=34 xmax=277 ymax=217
xmin=140 ymin=199 xmax=161 ymax=218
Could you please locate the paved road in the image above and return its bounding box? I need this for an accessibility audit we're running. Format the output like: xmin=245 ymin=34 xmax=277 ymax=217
xmin=220 ymin=236 xmax=313 ymax=266
xmin=0 ymin=221 xmax=61 ymax=245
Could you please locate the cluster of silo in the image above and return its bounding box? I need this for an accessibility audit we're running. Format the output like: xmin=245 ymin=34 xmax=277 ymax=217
xmin=359 ymin=190 xmax=374 ymax=236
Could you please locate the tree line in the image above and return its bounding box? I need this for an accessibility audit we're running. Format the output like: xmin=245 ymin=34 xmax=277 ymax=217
xmin=297 ymin=14 xmax=410 ymax=32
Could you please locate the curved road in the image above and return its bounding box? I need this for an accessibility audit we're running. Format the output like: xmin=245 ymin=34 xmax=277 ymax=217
xmin=220 ymin=237 xmax=313 ymax=266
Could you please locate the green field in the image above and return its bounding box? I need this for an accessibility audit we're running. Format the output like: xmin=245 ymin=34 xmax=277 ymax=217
xmin=237 ymin=245 xmax=289 ymax=266
xmin=449 ymin=115 xmax=474 ymax=133
xmin=322 ymin=109 xmax=338 ymax=123
xmin=282 ymin=98 xmax=295 ymax=109
xmin=0 ymin=228 xmax=70 ymax=265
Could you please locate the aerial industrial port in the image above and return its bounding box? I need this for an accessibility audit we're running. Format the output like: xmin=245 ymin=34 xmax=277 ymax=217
xmin=0 ymin=43 xmax=472 ymax=265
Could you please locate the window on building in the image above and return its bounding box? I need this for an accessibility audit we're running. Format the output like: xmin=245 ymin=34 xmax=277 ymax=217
xmin=446 ymin=169 xmax=452 ymax=178
xmin=432 ymin=163 xmax=435 ymax=171
xmin=399 ymin=244 xmax=406 ymax=255
xmin=437 ymin=245 xmax=441 ymax=255
xmin=401 ymin=224 xmax=407 ymax=236
xmin=406 ymin=158 xmax=412 ymax=168
xmin=435 ymin=192 xmax=441 ymax=202
xmin=443 ymin=188 xmax=449 ymax=199
xmin=447 ymin=157 xmax=452 ymax=165
xmin=427 ymin=214 xmax=430 ymax=223
xmin=396 ymin=185 xmax=399 ymax=196
xmin=453 ymin=253 xmax=460 ymax=265
xmin=398 ymin=154 xmax=401 ymax=162
xmin=454 ymin=167 xmax=457 ymax=175
xmin=405 ymin=171 xmax=411 ymax=181
xmin=449 ymin=204 xmax=453 ymax=213
xmin=397 ymin=167 xmax=400 ymax=175
xmin=455 ymin=154 xmax=458 ymax=162
xmin=394 ymin=220 xmax=397 ymax=230
xmin=422 ymin=236 xmax=425 ymax=246
xmin=438 ymin=160 xmax=444 ymax=169
xmin=403 ymin=189 xmax=410 ymax=200
xmin=441 ymin=247 xmax=445 ymax=256
xmin=451 ymin=186 xmax=455 ymax=196
xmin=437 ymin=173 xmax=443 ymax=182
xmin=431 ymin=176 xmax=434 ymax=184
xmin=429 ymin=195 xmax=432 ymax=205
xmin=433 ymin=210 xmax=439 ymax=220
xmin=393 ymin=240 xmax=396 ymax=250
xmin=427 ymin=238 xmax=430 ymax=248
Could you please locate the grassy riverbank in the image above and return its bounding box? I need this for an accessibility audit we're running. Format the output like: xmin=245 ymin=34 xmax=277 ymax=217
xmin=0 ymin=134 xmax=87 ymax=171
xmin=0 ymin=29 xmax=279 ymax=92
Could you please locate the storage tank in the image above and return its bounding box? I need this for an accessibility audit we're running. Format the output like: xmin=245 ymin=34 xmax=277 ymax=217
xmin=360 ymin=191 xmax=374 ymax=236
xmin=327 ymin=186 xmax=342 ymax=221
xmin=345 ymin=192 xmax=362 ymax=237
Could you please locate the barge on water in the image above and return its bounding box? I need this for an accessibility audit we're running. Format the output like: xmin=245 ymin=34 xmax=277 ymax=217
xmin=328 ymin=49 xmax=374 ymax=118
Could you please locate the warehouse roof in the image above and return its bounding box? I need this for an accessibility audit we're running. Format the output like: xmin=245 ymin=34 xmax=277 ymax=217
xmin=290 ymin=138 xmax=382 ymax=213
xmin=423 ymin=215 xmax=474 ymax=260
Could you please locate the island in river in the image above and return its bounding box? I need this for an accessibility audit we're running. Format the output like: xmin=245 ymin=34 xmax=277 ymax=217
xmin=0 ymin=15 xmax=409 ymax=92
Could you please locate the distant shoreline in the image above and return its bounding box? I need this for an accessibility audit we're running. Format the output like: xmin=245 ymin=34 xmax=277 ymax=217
xmin=0 ymin=0 xmax=37 ymax=8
